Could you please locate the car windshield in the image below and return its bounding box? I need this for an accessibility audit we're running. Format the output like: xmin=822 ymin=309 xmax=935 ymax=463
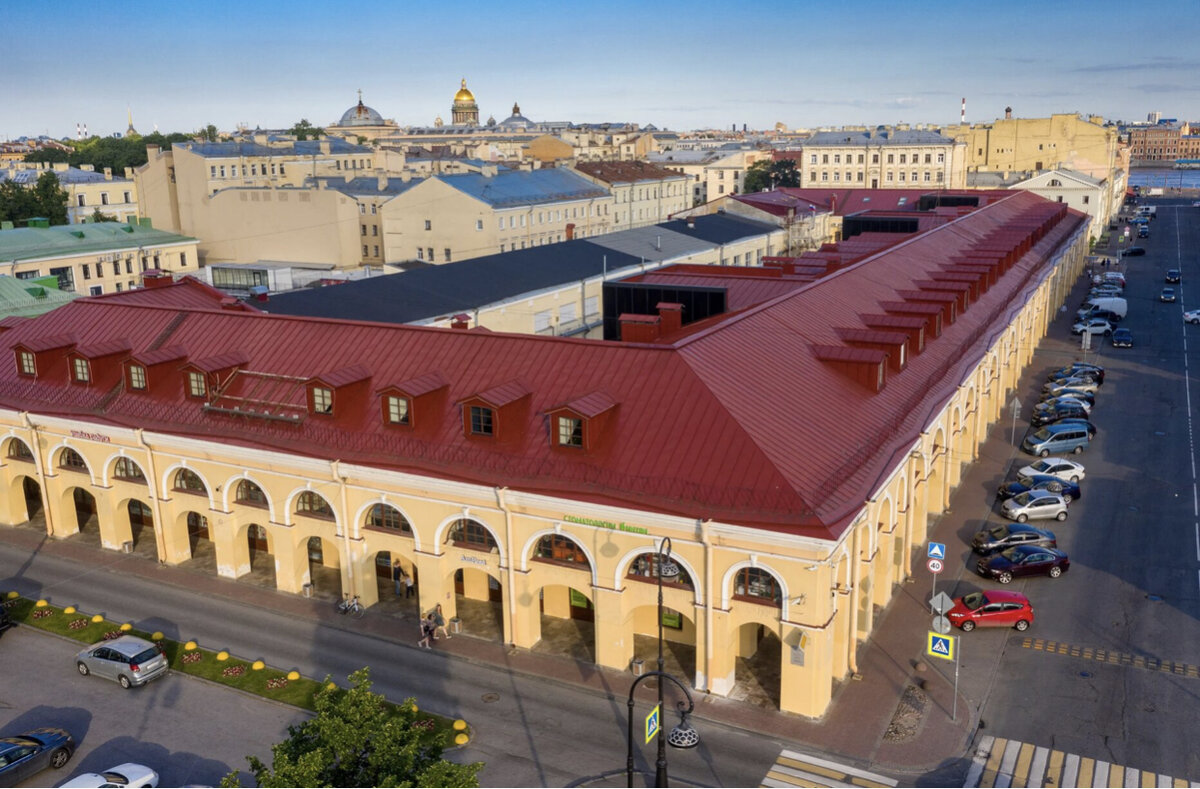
xmin=1012 ymin=492 xmax=1032 ymax=505
xmin=1031 ymin=427 xmax=1052 ymax=441
xmin=102 ymin=771 xmax=132 ymax=784
xmin=1000 ymin=547 xmax=1022 ymax=561
xmin=961 ymin=591 xmax=987 ymax=611
xmin=131 ymin=646 xmax=159 ymax=664
xmin=1032 ymin=460 xmax=1052 ymax=472
xmin=988 ymin=525 xmax=1010 ymax=539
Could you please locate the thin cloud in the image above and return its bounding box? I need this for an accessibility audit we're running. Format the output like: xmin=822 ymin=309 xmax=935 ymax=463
xmin=1072 ymin=59 xmax=1200 ymax=73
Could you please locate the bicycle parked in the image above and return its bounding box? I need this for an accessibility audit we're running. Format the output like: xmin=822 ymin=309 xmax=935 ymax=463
xmin=336 ymin=594 xmax=364 ymax=618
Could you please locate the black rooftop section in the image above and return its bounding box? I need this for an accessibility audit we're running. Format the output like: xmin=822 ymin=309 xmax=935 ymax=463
xmin=657 ymin=214 xmax=778 ymax=244
xmin=265 ymin=241 xmax=643 ymax=325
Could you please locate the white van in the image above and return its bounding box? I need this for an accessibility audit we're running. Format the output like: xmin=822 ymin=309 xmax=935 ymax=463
xmin=1077 ymin=297 xmax=1127 ymax=320
xmin=1135 ymin=205 xmax=1157 ymax=219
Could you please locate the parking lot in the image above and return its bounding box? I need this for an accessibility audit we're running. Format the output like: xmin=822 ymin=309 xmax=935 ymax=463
xmin=930 ymin=198 xmax=1200 ymax=781
xmin=0 ymin=625 xmax=307 ymax=787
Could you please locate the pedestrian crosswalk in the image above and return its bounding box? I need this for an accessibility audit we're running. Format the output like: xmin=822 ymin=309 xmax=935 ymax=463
xmin=964 ymin=735 xmax=1198 ymax=788
xmin=760 ymin=749 xmax=896 ymax=788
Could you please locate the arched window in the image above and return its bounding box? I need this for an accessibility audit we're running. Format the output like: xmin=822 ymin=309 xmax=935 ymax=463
xmin=447 ymin=518 xmax=496 ymax=552
xmin=6 ymin=439 xmax=33 ymax=461
xmin=366 ymin=504 xmax=411 ymax=533
xmin=1048 ymin=179 xmax=1062 ymax=187
xmin=534 ymin=535 xmax=587 ymax=565
xmin=627 ymin=553 xmax=694 ymax=590
xmin=113 ymin=457 xmax=146 ymax=482
xmin=173 ymin=468 xmax=207 ymax=495
xmin=296 ymin=491 xmax=334 ymax=519
xmin=59 ymin=448 xmax=89 ymax=472
xmin=733 ymin=567 xmax=782 ymax=607
xmin=236 ymin=479 xmax=268 ymax=508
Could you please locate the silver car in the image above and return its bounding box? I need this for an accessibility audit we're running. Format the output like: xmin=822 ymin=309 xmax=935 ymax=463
xmin=75 ymin=636 xmax=168 ymax=689
xmin=1000 ymin=490 xmax=1069 ymax=523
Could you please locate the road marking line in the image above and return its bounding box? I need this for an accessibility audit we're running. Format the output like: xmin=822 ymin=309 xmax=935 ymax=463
xmin=996 ymin=739 xmax=1023 ymax=788
xmin=980 ymin=737 xmax=1009 ymax=787
xmin=1012 ymin=742 xmax=1036 ymax=787
xmin=764 ymin=774 xmax=822 ymax=788
xmin=1044 ymin=749 xmax=1065 ymax=787
xmin=765 ymin=766 xmax=844 ymax=787
xmin=1062 ymin=754 xmax=1080 ymax=788
xmin=778 ymin=758 xmax=846 ymax=780
xmin=1018 ymin=640 xmax=1200 ymax=679
xmin=778 ymin=750 xmax=896 ymax=786
xmin=1027 ymin=746 xmax=1050 ymax=788
xmin=965 ymin=736 xmax=993 ymax=788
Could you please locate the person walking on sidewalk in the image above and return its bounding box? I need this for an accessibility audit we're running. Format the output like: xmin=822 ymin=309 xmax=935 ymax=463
xmin=404 ymin=573 xmax=415 ymax=599
xmin=392 ymin=559 xmax=404 ymax=596
xmin=433 ymin=603 xmax=451 ymax=640
xmin=417 ymin=613 xmax=435 ymax=649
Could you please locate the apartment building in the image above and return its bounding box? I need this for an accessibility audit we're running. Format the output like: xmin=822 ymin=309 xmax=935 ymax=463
xmin=573 ymin=162 xmax=690 ymax=231
xmin=1 ymin=162 xmax=138 ymax=224
xmin=801 ymin=129 xmax=966 ymax=189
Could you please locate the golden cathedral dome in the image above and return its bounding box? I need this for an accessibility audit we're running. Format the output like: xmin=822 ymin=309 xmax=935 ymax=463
xmin=454 ymin=78 xmax=476 ymax=104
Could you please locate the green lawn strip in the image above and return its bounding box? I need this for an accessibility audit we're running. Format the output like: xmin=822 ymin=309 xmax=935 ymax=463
xmin=3 ymin=595 xmax=466 ymax=743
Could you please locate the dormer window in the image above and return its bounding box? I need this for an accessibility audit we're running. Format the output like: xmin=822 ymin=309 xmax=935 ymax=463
xmin=311 ymin=386 xmax=333 ymax=415
xmin=72 ymin=358 xmax=91 ymax=384
xmin=17 ymin=351 xmax=35 ymax=377
xmin=187 ymin=371 xmax=207 ymax=398
xmin=469 ymin=405 xmax=494 ymax=436
xmin=557 ymin=416 xmax=583 ymax=447
xmin=128 ymin=364 xmax=147 ymax=390
xmin=386 ymin=395 xmax=410 ymax=425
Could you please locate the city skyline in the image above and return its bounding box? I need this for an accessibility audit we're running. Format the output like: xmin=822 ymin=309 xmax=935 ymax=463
xmin=6 ymin=0 xmax=1200 ymax=140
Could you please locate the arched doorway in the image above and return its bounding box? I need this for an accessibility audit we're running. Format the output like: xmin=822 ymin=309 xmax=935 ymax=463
xmin=528 ymin=534 xmax=595 ymax=661
xmin=126 ymin=499 xmax=155 ymax=558
xmin=239 ymin=523 xmax=276 ymax=588
xmin=626 ymin=552 xmax=698 ymax=683
xmin=368 ymin=549 xmax=419 ymax=614
xmin=305 ymin=535 xmax=342 ymax=599
xmin=732 ymin=622 xmax=782 ymax=710
xmin=72 ymin=488 xmax=98 ymax=534
xmin=22 ymin=477 xmax=43 ymax=523
xmin=453 ymin=568 xmax=504 ymax=642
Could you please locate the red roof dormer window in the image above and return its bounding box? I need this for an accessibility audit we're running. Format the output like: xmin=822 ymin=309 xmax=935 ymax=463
xmin=377 ymin=372 xmax=447 ymax=433
xmin=469 ymin=405 xmax=494 ymax=437
xmin=384 ymin=395 xmax=410 ymax=426
xmin=17 ymin=350 xmax=35 ymax=377
xmin=71 ymin=358 xmax=91 ymax=384
xmin=186 ymin=371 xmax=208 ymax=399
xmin=545 ymin=391 xmax=617 ymax=452
xmin=305 ymin=365 xmax=371 ymax=420
xmin=457 ymin=380 xmax=529 ymax=443
xmin=128 ymin=364 xmax=147 ymax=391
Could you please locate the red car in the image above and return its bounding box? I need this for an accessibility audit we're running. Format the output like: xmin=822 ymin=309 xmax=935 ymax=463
xmin=947 ymin=590 xmax=1034 ymax=632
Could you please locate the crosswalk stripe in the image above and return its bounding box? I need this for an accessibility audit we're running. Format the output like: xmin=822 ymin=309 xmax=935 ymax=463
xmin=763 ymin=775 xmax=819 ymax=788
xmin=965 ymin=736 xmax=993 ymax=788
xmin=1062 ymin=754 xmax=1080 ymax=788
xmin=778 ymin=757 xmax=846 ymax=780
xmin=996 ymin=739 xmax=1022 ymax=789
xmin=761 ymin=750 xmax=897 ymax=788
xmin=777 ymin=750 xmax=896 ymax=786
xmin=981 ymin=737 xmax=1009 ymax=787
xmin=1044 ymin=749 xmax=1065 ymax=787
xmin=766 ymin=766 xmax=839 ymax=787
xmin=1013 ymin=742 xmax=1037 ymax=787
xmin=1027 ymin=746 xmax=1050 ymax=789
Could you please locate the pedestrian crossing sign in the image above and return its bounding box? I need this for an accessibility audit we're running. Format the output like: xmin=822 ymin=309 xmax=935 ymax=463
xmin=927 ymin=631 xmax=955 ymax=661
xmin=645 ymin=704 xmax=660 ymax=744
xmin=927 ymin=542 xmax=946 ymax=560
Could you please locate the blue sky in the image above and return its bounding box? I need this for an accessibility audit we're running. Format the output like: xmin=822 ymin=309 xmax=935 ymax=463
xmin=5 ymin=0 xmax=1198 ymax=139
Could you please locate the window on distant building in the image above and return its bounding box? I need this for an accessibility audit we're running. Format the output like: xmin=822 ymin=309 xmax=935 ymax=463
xmin=89 ymin=286 xmax=102 ymax=296
xmin=371 ymin=204 xmax=376 ymax=214
xmin=810 ymin=154 xmax=817 ymax=164
xmin=426 ymin=247 xmax=433 ymax=261
xmin=834 ymin=154 xmax=841 ymax=164
xmin=476 ymin=219 xmax=483 ymax=230
xmin=886 ymin=171 xmax=894 ymax=182
xmin=114 ymin=457 xmax=146 ymax=482
xmin=887 ymin=154 xmax=894 ymax=164
xmin=373 ymin=245 xmax=378 ymax=256
xmin=123 ymin=191 xmax=131 ymax=202
xmin=899 ymin=172 xmax=906 ymax=181
xmin=219 ymin=166 xmax=225 ymax=177
xmin=362 ymin=245 xmax=368 ymax=256
xmin=76 ymin=195 xmax=86 ymax=207
xmin=912 ymin=171 xmax=918 ymax=181
xmin=924 ymin=153 xmax=932 ymax=164
xmin=361 ymin=224 xmax=367 ymax=236
xmin=210 ymin=166 xmax=216 ymax=178
xmin=833 ymin=172 xmax=840 ymax=182
xmin=810 ymin=172 xmax=817 ymax=182
xmin=821 ymin=154 xmax=829 ymax=164
xmin=371 ymin=226 xmax=377 ymax=236
xmin=424 ymin=220 xmax=431 ymax=230
xmin=231 ymin=166 xmax=238 ymax=177
xmin=858 ymin=154 xmax=864 ymax=164
xmin=82 ymin=264 xmax=91 ymax=280
xmin=296 ymin=491 xmax=334 ymax=519
xmin=469 ymin=406 xmax=494 ymax=436
xmin=444 ymin=248 xmax=451 ymax=262
xmin=872 ymin=153 xmax=879 ymax=164
xmin=821 ymin=172 xmax=828 ymax=181
xmin=924 ymin=172 xmax=931 ymax=182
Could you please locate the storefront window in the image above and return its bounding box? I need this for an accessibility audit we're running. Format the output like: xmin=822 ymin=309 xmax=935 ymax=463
xmin=534 ymin=535 xmax=587 ymax=565
xmin=626 ymin=553 xmax=693 ymax=589
xmin=734 ymin=567 xmax=782 ymax=606
xmin=448 ymin=518 xmax=496 ymax=551
xmin=367 ymin=503 xmax=412 ymax=533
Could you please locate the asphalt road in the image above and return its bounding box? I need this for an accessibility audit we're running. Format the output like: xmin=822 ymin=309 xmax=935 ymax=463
xmin=0 ymin=542 xmax=788 ymax=788
xmin=0 ymin=624 xmax=308 ymax=787
xmin=933 ymin=198 xmax=1200 ymax=782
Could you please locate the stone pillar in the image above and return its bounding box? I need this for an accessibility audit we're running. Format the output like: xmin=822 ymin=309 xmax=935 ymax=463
xmin=779 ymin=625 xmax=833 ymax=718
xmin=872 ymin=530 xmax=896 ymax=608
xmin=212 ymin=517 xmax=243 ymax=579
xmin=508 ymin=571 xmax=540 ymax=649
xmin=542 ymin=585 xmax=571 ymax=618
xmin=160 ymin=510 xmax=193 ymax=565
xmin=856 ymin=568 xmax=874 ymax=639
xmin=830 ymin=591 xmax=851 ymax=679
xmin=412 ymin=553 xmax=453 ymax=617
xmin=592 ymin=586 xmax=632 ymax=671
xmin=706 ymin=608 xmax=736 ymax=697
xmin=93 ymin=491 xmax=125 ymax=552
xmin=272 ymin=527 xmax=305 ymax=595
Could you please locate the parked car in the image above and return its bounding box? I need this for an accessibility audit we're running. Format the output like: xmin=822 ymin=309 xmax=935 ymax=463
xmin=1071 ymin=318 xmax=1113 ymax=337
xmin=1018 ymin=457 xmax=1085 ymax=482
xmin=1166 ymin=269 xmax=1181 ymax=283
xmin=998 ymin=474 xmax=1082 ymax=503
xmin=75 ymin=635 xmax=168 ymax=689
xmin=1050 ymin=418 xmax=1097 ymax=439
xmin=1111 ymin=328 xmax=1133 ymax=348
xmin=947 ymin=590 xmax=1035 ymax=631
xmin=1041 ymin=391 xmax=1095 ymax=409
xmin=1031 ymin=402 xmax=1090 ymax=426
xmin=59 ymin=763 xmax=160 ymax=788
xmin=1022 ymin=422 xmax=1090 ymax=457
xmin=1184 ymin=309 xmax=1200 ymax=325
xmin=1121 ymin=246 xmax=1146 ymax=256
xmin=1048 ymin=363 xmax=1104 ymax=384
xmin=971 ymin=522 xmax=1058 ymax=554
xmin=1000 ymin=489 xmax=1069 ymax=522
xmin=1161 ymin=287 xmax=1177 ymax=303
xmin=1137 ymin=226 xmax=1150 ymax=239
xmin=1043 ymin=377 xmax=1100 ymax=397
xmin=0 ymin=728 xmax=75 ymax=785
xmin=976 ymin=545 xmax=1071 ymax=584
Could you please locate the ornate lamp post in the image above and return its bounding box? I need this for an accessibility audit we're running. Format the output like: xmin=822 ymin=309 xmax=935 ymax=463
xmin=626 ymin=537 xmax=699 ymax=787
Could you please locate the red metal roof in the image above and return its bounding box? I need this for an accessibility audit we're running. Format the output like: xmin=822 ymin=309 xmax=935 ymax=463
xmin=87 ymin=276 xmax=258 ymax=312
xmin=0 ymin=191 xmax=1085 ymax=539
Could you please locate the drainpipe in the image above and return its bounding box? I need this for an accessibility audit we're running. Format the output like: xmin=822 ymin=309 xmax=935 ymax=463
xmin=848 ymin=522 xmax=862 ymax=675
xmin=134 ymin=428 xmax=167 ymax=563
xmin=20 ymin=412 xmax=55 ymax=537
xmin=701 ymin=518 xmax=713 ymax=693
xmin=332 ymin=460 xmax=355 ymax=594
xmin=495 ymin=486 xmax=516 ymax=646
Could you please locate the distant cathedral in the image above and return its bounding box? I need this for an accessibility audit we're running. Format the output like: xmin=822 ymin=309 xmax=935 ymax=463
xmin=451 ymin=78 xmax=480 ymax=126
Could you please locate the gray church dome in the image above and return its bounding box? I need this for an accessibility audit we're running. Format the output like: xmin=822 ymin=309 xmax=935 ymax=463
xmin=339 ymin=92 xmax=384 ymax=126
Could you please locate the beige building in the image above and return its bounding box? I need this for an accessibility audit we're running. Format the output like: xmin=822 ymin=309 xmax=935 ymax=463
xmin=942 ymin=112 xmax=1122 ymax=182
xmin=1 ymin=162 xmax=139 ymax=224
xmin=0 ymin=191 xmax=1089 ymax=719
xmin=0 ymin=220 xmax=198 ymax=296
xmin=573 ymin=162 xmax=690 ymax=231
xmin=801 ymin=129 xmax=966 ymax=189
xmin=1011 ymin=169 xmax=1118 ymax=242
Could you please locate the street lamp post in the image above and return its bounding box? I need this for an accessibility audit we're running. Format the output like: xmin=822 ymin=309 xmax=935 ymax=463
xmin=626 ymin=537 xmax=699 ymax=787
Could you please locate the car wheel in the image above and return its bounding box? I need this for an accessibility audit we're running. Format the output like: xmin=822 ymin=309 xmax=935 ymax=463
xmin=998 ymin=572 xmax=1013 ymax=584
xmin=1016 ymin=514 xmax=1028 ymax=523
xmin=1039 ymin=449 xmax=1050 ymax=458
xmin=1056 ymin=511 xmax=1068 ymax=521
xmin=76 ymin=662 xmax=89 ymax=676
xmin=960 ymin=621 xmax=976 ymax=632
xmin=1073 ymin=445 xmax=1083 ymax=455
xmin=1062 ymin=494 xmax=1073 ymax=503
xmin=1070 ymin=476 xmax=1080 ymax=483
xmin=118 ymin=674 xmax=132 ymax=689
xmin=1014 ymin=619 xmax=1030 ymax=632
xmin=1049 ymin=566 xmax=1063 ymax=578
xmin=50 ymin=748 xmax=71 ymax=769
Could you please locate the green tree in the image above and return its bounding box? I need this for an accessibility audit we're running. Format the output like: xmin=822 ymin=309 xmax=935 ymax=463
xmin=0 ymin=180 xmax=38 ymax=225
xmin=223 ymin=668 xmax=481 ymax=788
xmin=22 ymin=147 xmax=71 ymax=166
xmin=32 ymin=172 xmax=69 ymax=225
xmin=288 ymin=119 xmax=324 ymax=141
xmin=24 ymin=132 xmax=194 ymax=175
xmin=201 ymin=124 xmax=220 ymax=142
xmin=743 ymin=158 xmax=801 ymax=193
xmin=89 ymin=208 xmax=119 ymax=223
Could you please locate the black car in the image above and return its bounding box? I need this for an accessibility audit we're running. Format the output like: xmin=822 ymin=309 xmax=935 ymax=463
xmin=1121 ymin=247 xmax=1146 ymax=257
xmin=1031 ymin=402 xmax=1089 ymax=426
xmin=1137 ymin=226 xmax=1150 ymax=239
xmin=998 ymin=474 xmax=1082 ymax=503
xmin=1049 ymin=363 xmax=1104 ymax=384
xmin=971 ymin=523 xmax=1058 ymax=554
xmin=977 ymin=545 xmax=1071 ymax=584
xmin=1166 ymin=269 xmax=1181 ymax=283
xmin=0 ymin=728 xmax=75 ymax=785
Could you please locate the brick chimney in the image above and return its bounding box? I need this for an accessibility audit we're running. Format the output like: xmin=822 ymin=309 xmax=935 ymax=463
xmin=141 ymin=270 xmax=172 ymax=289
xmin=656 ymin=302 xmax=683 ymax=335
xmin=619 ymin=313 xmax=661 ymax=343
xmin=450 ymin=313 xmax=471 ymax=330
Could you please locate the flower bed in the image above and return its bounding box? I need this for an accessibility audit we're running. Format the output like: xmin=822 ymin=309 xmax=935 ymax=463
xmin=32 ymin=609 xmax=52 ymax=620
xmin=266 ymin=677 xmax=289 ymax=689
xmin=68 ymin=618 xmax=89 ymax=630
xmin=221 ymin=665 xmax=247 ymax=678
xmin=181 ymin=651 xmax=202 ymax=665
xmin=102 ymin=630 xmax=122 ymax=640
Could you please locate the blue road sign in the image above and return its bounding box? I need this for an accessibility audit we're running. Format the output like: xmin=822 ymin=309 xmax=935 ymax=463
xmin=927 ymin=631 xmax=955 ymax=661
xmin=645 ymin=704 xmax=660 ymax=744
xmin=927 ymin=542 xmax=946 ymax=560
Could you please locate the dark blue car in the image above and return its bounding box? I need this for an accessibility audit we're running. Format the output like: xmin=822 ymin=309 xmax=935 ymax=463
xmin=998 ymin=474 xmax=1082 ymax=503
xmin=0 ymin=728 xmax=75 ymax=785
xmin=977 ymin=545 xmax=1071 ymax=584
